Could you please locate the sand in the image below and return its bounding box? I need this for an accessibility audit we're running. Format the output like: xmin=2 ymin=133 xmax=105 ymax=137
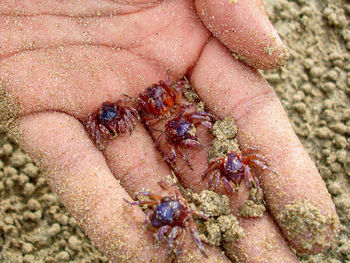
xmin=0 ymin=0 xmax=349 ymax=262
xmin=263 ymin=0 xmax=349 ymax=262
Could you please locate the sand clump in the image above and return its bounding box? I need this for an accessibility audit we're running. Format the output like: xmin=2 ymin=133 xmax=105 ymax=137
xmin=182 ymin=77 xmax=200 ymax=104
xmin=181 ymin=77 xmax=206 ymax=112
xmin=208 ymin=117 xmax=241 ymax=161
xmin=277 ymin=200 xmax=340 ymax=253
xmin=237 ymin=185 xmax=266 ymax=219
xmin=187 ymin=190 xmax=245 ymax=249
xmin=238 ymin=200 xmax=266 ymax=218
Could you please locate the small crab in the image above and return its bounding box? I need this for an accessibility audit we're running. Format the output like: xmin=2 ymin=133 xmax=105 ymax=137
xmin=138 ymin=78 xmax=185 ymax=127
xmin=155 ymin=105 xmax=216 ymax=169
xmin=124 ymin=181 xmax=208 ymax=258
xmin=86 ymin=100 xmax=139 ymax=150
xmin=202 ymin=149 xmax=276 ymax=193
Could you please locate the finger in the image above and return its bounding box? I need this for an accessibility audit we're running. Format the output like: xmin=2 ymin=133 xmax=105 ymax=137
xmin=16 ymin=112 xmax=169 ymax=262
xmin=103 ymin=123 xmax=231 ymax=262
xmin=104 ymin=123 xmax=171 ymax=197
xmin=189 ymin=38 xmax=339 ymax=254
xmin=235 ymin=216 xmax=296 ymax=262
xmin=194 ymin=0 xmax=289 ymax=70
xmin=147 ymin=107 xmax=298 ymax=262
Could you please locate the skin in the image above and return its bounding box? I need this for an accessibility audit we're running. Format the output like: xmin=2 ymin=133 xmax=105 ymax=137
xmin=0 ymin=0 xmax=339 ymax=262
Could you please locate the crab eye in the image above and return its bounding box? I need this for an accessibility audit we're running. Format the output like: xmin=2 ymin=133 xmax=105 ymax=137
xmin=173 ymin=209 xmax=182 ymax=220
xmin=148 ymin=99 xmax=158 ymax=112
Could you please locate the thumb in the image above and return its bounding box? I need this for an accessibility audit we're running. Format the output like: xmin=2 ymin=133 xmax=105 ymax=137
xmin=195 ymin=0 xmax=289 ymax=70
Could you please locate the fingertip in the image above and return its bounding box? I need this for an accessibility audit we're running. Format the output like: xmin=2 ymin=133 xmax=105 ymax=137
xmin=195 ymin=0 xmax=290 ymax=70
xmin=276 ymin=198 xmax=340 ymax=255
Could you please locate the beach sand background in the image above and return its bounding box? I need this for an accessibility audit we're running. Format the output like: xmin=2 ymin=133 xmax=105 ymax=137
xmin=0 ymin=0 xmax=349 ymax=262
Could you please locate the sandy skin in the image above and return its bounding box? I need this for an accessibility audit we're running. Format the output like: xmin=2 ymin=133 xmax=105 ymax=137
xmin=0 ymin=0 xmax=340 ymax=262
xmin=189 ymin=39 xmax=339 ymax=254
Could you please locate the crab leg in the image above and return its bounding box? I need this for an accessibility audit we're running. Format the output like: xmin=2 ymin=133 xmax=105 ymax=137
xmin=173 ymin=104 xmax=192 ymax=119
xmin=198 ymin=121 xmax=213 ymax=129
xmin=208 ymin=156 xmax=223 ymax=165
xmin=168 ymin=226 xmax=181 ymax=256
xmin=188 ymin=112 xmax=216 ymax=122
xmin=189 ymin=220 xmax=208 ymax=258
xmin=117 ymin=119 xmax=126 ymax=134
xmin=189 ymin=210 xmax=209 ymax=220
xmin=157 ymin=225 xmax=172 ymax=244
xmin=123 ymin=199 xmax=159 ymax=206
xmin=135 ymin=191 xmax=163 ymax=201
xmin=250 ymin=159 xmax=278 ymax=174
xmin=164 ymin=144 xmax=177 ymax=165
xmin=170 ymin=80 xmax=185 ymax=105
xmin=144 ymin=210 xmax=152 ymax=227
xmin=125 ymin=108 xmax=137 ymax=126
xmin=176 ymin=229 xmax=186 ymax=257
xmin=246 ymin=153 xmax=270 ymax=165
xmin=106 ymin=120 xmax=117 ymax=136
xmin=222 ymin=177 xmax=235 ymax=193
xmin=214 ymin=171 xmax=221 ymax=190
xmin=154 ymin=132 xmax=165 ymax=148
xmin=176 ymin=146 xmax=193 ymax=170
xmin=87 ymin=119 xmax=102 ymax=147
xmin=158 ymin=181 xmax=181 ymax=199
xmin=122 ymin=114 xmax=133 ymax=134
xmin=182 ymin=138 xmax=201 ymax=148
xmin=202 ymin=160 xmax=220 ymax=179
xmin=244 ymin=165 xmax=253 ymax=188
xmin=228 ymin=173 xmax=242 ymax=188
xmin=243 ymin=147 xmax=260 ymax=153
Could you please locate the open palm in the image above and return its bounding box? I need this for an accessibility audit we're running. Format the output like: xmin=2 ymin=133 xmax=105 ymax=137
xmin=0 ymin=0 xmax=338 ymax=262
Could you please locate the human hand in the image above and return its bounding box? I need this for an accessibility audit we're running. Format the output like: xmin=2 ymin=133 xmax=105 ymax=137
xmin=0 ymin=0 xmax=339 ymax=262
